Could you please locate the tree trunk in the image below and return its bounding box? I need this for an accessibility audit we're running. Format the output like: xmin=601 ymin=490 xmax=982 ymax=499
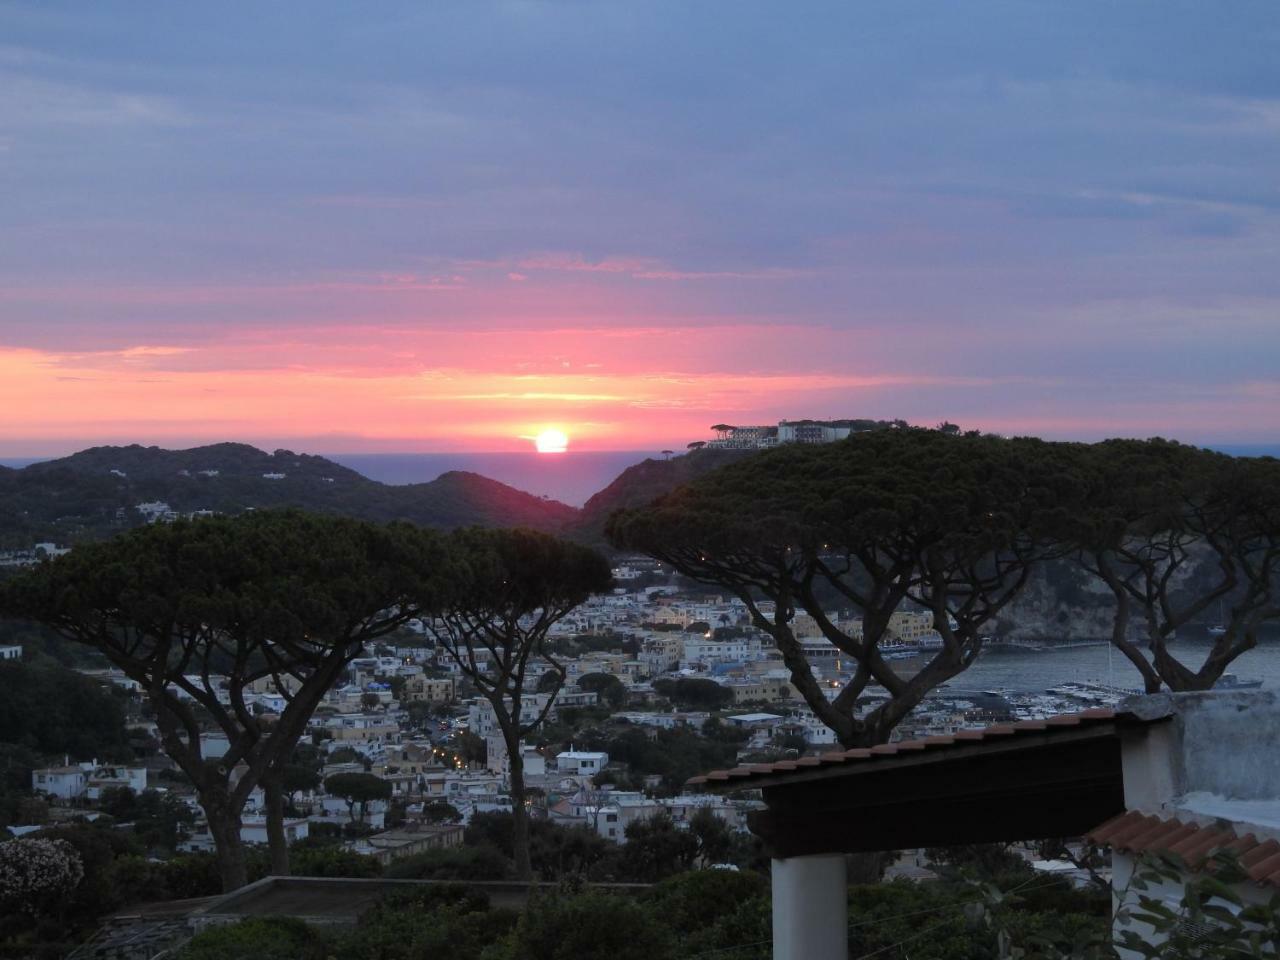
xmin=203 ymin=793 xmax=249 ymax=892
xmin=262 ymin=773 xmax=290 ymax=876
xmin=508 ymin=738 xmax=532 ymax=880
xmin=1093 ymin=557 xmax=1162 ymax=693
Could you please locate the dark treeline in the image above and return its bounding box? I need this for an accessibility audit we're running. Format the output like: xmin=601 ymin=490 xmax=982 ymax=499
xmin=609 ymin=431 xmax=1280 ymax=747
xmin=2 ymin=512 xmax=610 ymax=892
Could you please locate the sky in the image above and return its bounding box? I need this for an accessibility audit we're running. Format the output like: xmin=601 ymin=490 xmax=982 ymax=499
xmin=2 ymin=1 xmax=1279 ymax=456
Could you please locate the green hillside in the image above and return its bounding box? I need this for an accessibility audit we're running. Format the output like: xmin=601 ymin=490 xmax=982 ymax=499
xmin=0 ymin=443 xmax=578 ymax=547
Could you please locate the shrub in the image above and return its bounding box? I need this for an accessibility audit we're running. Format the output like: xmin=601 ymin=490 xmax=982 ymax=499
xmin=383 ymin=844 xmax=511 ymax=881
xmin=30 ymin=823 xmax=136 ymax=919
xmin=157 ymin=852 xmax=225 ymax=900
xmin=646 ymin=868 xmax=768 ymax=935
xmin=0 ymin=837 xmax=84 ymax=916
xmin=291 ymin=845 xmax=382 ymax=878
xmin=495 ymin=890 xmax=673 ymax=960
xmin=332 ymin=885 xmax=516 ymax=960
xmin=176 ymin=916 xmax=326 ymax=960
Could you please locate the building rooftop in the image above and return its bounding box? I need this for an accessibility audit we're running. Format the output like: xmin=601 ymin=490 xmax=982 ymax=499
xmin=688 ymin=707 xmax=1124 ymax=789
xmin=1087 ymin=809 xmax=1280 ymax=888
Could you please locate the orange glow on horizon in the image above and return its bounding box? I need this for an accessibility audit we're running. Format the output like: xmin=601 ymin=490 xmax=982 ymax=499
xmin=0 ymin=322 xmax=1271 ymax=457
xmin=533 ymin=428 xmax=569 ymax=454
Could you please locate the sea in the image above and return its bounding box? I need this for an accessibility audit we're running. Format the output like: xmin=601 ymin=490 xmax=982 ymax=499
xmin=4 ymin=443 xmax=1275 ymax=507
xmin=0 ymin=450 xmax=662 ymax=507
xmin=322 ymin=451 xmax=659 ymax=506
xmin=937 ymin=632 xmax=1280 ymax=694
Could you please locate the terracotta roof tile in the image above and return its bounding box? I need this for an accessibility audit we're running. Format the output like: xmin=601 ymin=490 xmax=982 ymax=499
xmin=1240 ymin=839 xmax=1280 ymax=869
xmin=1247 ymin=851 xmax=1280 ymax=886
xmin=1179 ymin=829 xmax=1229 ymax=865
xmin=1087 ymin=810 xmax=1147 ymax=845
xmin=1131 ymin=818 xmax=1193 ymax=852
xmin=1156 ymin=823 xmax=1206 ymax=856
xmin=687 ymin=708 xmax=1130 ymax=788
xmin=1087 ymin=811 xmax=1280 ymax=889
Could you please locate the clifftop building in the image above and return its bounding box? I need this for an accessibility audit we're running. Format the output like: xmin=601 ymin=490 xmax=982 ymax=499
xmin=704 ymin=419 xmax=900 ymax=450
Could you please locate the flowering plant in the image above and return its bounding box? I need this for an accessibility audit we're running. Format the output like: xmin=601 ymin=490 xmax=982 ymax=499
xmin=0 ymin=837 xmax=85 ymax=915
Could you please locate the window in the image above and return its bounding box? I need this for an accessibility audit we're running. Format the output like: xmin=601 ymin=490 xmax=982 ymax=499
xmin=607 ymin=814 xmax=618 ymax=822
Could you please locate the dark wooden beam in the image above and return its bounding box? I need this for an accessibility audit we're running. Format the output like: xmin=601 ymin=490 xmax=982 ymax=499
xmin=748 ymin=733 xmax=1127 ymax=858
xmin=712 ymin=723 xmax=1122 ymax=793
xmin=752 ymin=777 xmax=1124 ymax=857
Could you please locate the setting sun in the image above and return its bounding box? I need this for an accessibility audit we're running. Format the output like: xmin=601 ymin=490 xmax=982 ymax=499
xmin=533 ymin=428 xmax=569 ymax=454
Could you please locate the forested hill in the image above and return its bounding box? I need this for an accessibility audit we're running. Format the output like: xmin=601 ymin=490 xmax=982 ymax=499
xmin=569 ymin=447 xmax=754 ymax=546
xmin=0 ymin=443 xmax=578 ymax=548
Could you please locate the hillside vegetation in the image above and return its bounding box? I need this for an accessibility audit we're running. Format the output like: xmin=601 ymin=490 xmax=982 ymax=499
xmin=0 ymin=444 xmax=578 ymax=547
xmin=570 ymin=448 xmax=753 ymax=546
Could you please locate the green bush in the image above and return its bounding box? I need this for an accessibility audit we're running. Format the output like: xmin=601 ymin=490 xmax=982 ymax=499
xmin=32 ymin=823 xmax=140 ymax=921
xmin=645 ymin=869 xmax=771 ymax=959
xmin=646 ymin=868 xmax=768 ymax=934
xmin=492 ymin=890 xmax=673 ymax=960
xmin=847 ymin=880 xmax=991 ymax=960
xmin=0 ymin=661 xmax=132 ymax=760
xmin=330 ymin=884 xmax=515 ymax=960
xmin=290 ymin=845 xmax=382 ymax=878
xmin=176 ymin=916 xmax=326 ymax=960
xmin=157 ymin=853 xmax=225 ymax=900
xmin=383 ymin=844 xmax=511 ymax=881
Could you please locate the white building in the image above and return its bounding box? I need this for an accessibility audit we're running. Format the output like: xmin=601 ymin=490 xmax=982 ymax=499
xmin=1087 ymin=692 xmax=1280 ymax=958
xmin=467 ymin=694 xmax=553 ymax=738
xmin=135 ymin=501 xmax=176 ymax=522
xmin=725 ymin=712 xmax=785 ymax=730
xmin=613 ymin=711 xmax=710 ymax=731
xmin=682 ymin=635 xmax=759 ymax=667
xmin=0 ymin=645 xmax=22 ymax=661
xmin=787 ymin=705 xmax=839 ymax=745
xmin=31 ymin=765 xmax=87 ymax=800
xmin=564 ymin=788 xmax=662 ymax=842
xmin=442 ymin=773 xmax=507 ymax=823
xmin=705 ymin=419 xmax=887 ymax=450
xmin=556 ymin=750 xmax=609 ymax=778
xmin=485 ymin=737 xmax=547 ymax=781
xmin=240 ymin=816 xmax=310 ymax=845
xmin=661 ymin=794 xmax=755 ymax=831
xmin=85 ymin=764 xmax=149 ymax=799
xmin=315 ymin=796 xmax=387 ymax=830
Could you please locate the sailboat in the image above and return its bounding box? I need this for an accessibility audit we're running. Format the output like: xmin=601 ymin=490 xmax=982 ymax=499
xmin=1207 ymin=599 xmax=1228 ymax=637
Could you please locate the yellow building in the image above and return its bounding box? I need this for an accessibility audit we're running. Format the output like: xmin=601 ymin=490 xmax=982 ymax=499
xmin=402 ymin=675 xmax=457 ymax=703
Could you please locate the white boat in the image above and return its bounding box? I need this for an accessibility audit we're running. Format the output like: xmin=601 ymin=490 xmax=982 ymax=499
xmin=1215 ymin=673 xmax=1263 ymax=691
xmin=1207 ymin=599 xmax=1228 ymax=637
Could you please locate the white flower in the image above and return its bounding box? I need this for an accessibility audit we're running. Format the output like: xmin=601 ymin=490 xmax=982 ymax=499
xmin=0 ymin=838 xmax=85 ymax=914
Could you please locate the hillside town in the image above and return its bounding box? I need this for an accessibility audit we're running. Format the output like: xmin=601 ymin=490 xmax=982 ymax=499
xmin=11 ymin=557 xmax=1155 ymax=870
xmin=5 ymin=430 xmax=1277 ymax=960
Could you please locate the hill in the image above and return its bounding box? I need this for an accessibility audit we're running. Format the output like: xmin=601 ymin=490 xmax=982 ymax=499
xmin=0 ymin=443 xmax=577 ymax=548
xmin=0 ymin=442 xmax=762 ymax=552
xmin=569 ymin=447 xmax=755 ymax=546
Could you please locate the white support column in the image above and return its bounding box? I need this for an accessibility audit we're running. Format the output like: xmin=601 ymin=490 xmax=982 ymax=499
xmin=771 ymin=853 xmax=847 ymax=960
